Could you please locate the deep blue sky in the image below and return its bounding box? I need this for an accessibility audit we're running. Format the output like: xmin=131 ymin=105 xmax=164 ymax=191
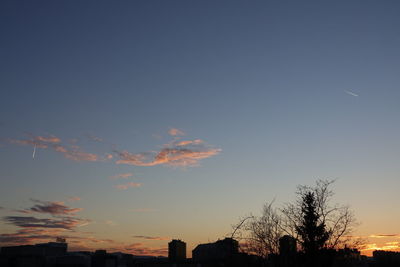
xmin=1 ymin=0 xmax=400 ymax=254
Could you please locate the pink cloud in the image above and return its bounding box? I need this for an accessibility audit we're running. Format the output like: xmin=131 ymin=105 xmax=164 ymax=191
xmin=34 ymin=135 xmax=61 ymax=143
xmin=67 ymin=196 xmax=81 ymax=202
xmin=116 ymin=147 xmax=221 ymax=167
xmin=9 ymin=139 xmax=48 ymax=148
xmin=174 ymin=139 xmax=204 ymax=146
xmin=168 ymin=128 xmax=185 ymax=136
xmin=53 ymin=144 xmax=99 ymax=162
xmin=114 ymin=182 xmax=142 ymax=190
xmin=109 ymin=173 xmax=133 ymax=180
xmin=9 ymin=134 xmax=61 ymax=149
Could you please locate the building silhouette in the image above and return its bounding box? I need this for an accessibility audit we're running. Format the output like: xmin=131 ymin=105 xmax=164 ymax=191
xmin=192 ymin=238 xmax=239 ymax=262
xmin=168 ymin=239 xmax=186 ymax=262
xmin=279 ymin=235 xmax=297 ymax=255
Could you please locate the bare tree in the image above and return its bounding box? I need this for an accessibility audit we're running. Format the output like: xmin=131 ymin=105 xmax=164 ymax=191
xmin=281 ymin=179 xmax=358 ymax=250
xmin=231 ymin=179 xmax=360 ymax=258
xmin=231 ymin=202 xmax=283 ymax=258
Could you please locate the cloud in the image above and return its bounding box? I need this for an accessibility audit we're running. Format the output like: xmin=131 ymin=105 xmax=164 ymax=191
xmin=344 ymin=90 xmax=359 ymax=97
xmin=9 ymin=134 xmax=61 ymax=149
xmin=4 ymin=216 xmax=89 ymax=230
xmin=9 ymin=139 xmax=49 ymax=148
xmin=114 ymin=182 xmax=142 ymax=190
xmin=174 ymin=139 xmax=204 ymax=146
xmin=168 ymin=128 xmax=185 ymax=136
xmin=9 ymin=134 xmax=99 ymax=162
xmin=121 ymin=243 xmax=168 ymax=256
xmin=86 ymin=134 xmax=103 ymax=142
xmin=0 ymin=228 xmax=62 ymax=244
xmin=115 ymin=139 xmax=221 ymax=167
xmin=67 ymin=196 xmax=81 ymax=202
xmin=53 ymin=145 xmax=99 ymax=162
xmin=17 ymin=199 xmax=82 ymax=216
xmin=109 ymin=173 xmax=133 ymax=180
xmin=133 ymin=235 xmax=169 ymax=241
xmin=0 ymin=229 xmax=114 ymax=248
xmin=33 ymin=135 xmax=61 ymax=143
xmin=361 ymin=242 xmax=400 ymax=252
xmin=369 ymin=234 xmax=399 ymax=238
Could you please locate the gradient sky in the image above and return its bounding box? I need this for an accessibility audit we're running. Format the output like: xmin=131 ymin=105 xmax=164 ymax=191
xmin=1 ymin=0 xmax=400 ymax=256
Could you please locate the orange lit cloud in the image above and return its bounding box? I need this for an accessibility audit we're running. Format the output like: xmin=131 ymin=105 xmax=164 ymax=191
xmin=120 ymin=243 xmax=168 ymax=256
xmin=114 ymin=182 xmax=142 ymax=190
xmin=67 ymin=196 xmax=81 ymax=202
xmin=9 ymin=134 xmax=61 ymax=148
xmin=34 ymin=135 xmax=61 ymax=143
xmin=174 ymin=139 xmax=204 ymax=146
xmin=369 ymin=234 xmax=400 ymax=238
xmin=115 ymin=138 xmax=221 ymax=167
xmin=109 ymin=173 xmax=133 ymax=179
xmin=168 ymin=128 xmax=185 ymax=136
xmin=362 ymin=242 xmax=400 ymax=252
xmin=133 ymin=235 xmax=170 ymax=241
xmin=53 ymin=144 xmax=99 ymax=162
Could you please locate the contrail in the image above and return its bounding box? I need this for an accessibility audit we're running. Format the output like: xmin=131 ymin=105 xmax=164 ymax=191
xmin=32 ymin=144 xmax=36 ymax=159
xmin=344 ymin=90 xmax=359 ymax=97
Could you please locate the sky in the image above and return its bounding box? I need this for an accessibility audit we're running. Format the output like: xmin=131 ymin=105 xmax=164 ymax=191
xmin=1 ymin=0 xmax=400 ymax=257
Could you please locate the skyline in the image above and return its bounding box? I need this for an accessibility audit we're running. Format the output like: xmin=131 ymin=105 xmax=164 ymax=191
xmin=1 ymin=0 xmax=400 ymax=257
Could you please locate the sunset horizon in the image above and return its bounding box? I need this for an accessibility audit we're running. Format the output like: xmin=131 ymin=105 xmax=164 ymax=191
xmin=1 ymin=1 xmax=400 ymax=266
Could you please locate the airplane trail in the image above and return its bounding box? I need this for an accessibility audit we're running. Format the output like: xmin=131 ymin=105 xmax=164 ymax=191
xmin=344 ymin=90 xmax=359 ymax=97
xmin=32 ymin=144 xmax=36 ymax=159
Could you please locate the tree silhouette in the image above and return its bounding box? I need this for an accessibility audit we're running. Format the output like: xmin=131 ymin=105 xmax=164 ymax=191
xmin=295 ymin=191 xmax=329 ymax=255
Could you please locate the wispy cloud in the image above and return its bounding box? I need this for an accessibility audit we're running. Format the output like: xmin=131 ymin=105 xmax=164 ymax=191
xmin=109 ymin=173 xmax=133 ymax=180
xmin=53 ymin=144 xmax=99 ymax=162
xmin=344 ymin=90 xmax=359 ymax=97
xmin=86 ymin=134 xmax=103 ymax=142
xmin=168 ymin=128 xmax=185 ymax=136
xmin=114 ymin=182 xmax=142 ymax=190
xmin=121 ymin=243 xmax=168 ymax=256
xmin=133 ymin=235 xmax=170 ymax=241
xmin=4 ymin=216 xmax=89 ymax=230
xmin=361 ymin=242 xmax=400 ymax=251
xmin=67 ymin=196 xmax=81 ymax=202
xmin=174 ymin=139 xmax=204 ymax=146
xmin=115 ymin=137 xmax=221 ymax=167
xmin=369 ymin=234 xmax=399 ymax=238
xmin=9 ymin=134 xmax=61 ymax=149
xmin=8 ymin=129 xmax=220 ymax=168
xmin=9 ymin=134 xmax=100 ymax=162
xmin=17 ymin=199 xmax=82 ymax=216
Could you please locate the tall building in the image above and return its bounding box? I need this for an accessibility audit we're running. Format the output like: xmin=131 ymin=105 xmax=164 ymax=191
xmin=168 ymin=239 xmax=186 ymax=262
